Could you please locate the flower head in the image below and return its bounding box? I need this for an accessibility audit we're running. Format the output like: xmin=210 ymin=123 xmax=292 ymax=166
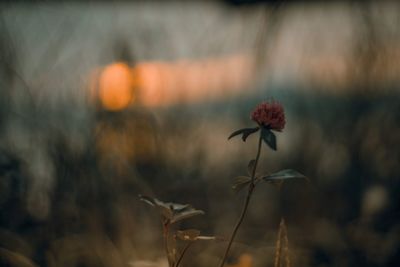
xmin=251 ymin=101 xmax=285 ymax=131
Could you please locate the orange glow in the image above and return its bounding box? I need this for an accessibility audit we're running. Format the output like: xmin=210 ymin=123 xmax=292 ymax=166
xmin=134 ymin=55 xmax=255 ymax=107
xmin=227 ymin=253 xmax=253 ymax=267
xmin=91 ymin=55 xmax=255 ymax=109
xmin=99 ymin=62 xmax=134 ymax=111
xmin=135 ymin=62 xmax=164 ymax=107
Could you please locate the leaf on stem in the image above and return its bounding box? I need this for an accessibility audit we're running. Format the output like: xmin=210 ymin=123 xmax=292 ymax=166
xmin=261 ymin=127 xmax=277 ymax=150
xmin=177 ymin=229 xmax=201 ymax=241
xmin=163 ymin=201 xmax=190 ymax=212
xmin=171 ymin=209 xmax=205 ymax=224
xmin=152 ymin=198 xmax=176 ymax=220
xmin=196 ymin=236 xmax=217 ymax=241
xmin=139 ymin=195 xmax=173 ymax=219
xmin=138 ymin=194 xmax=156 ymax=207
xmin=139 ymin=195 xmax=204 ymax=223
xmin=232 ymin=176 xmax=252 ymax=193
xmin=262 ymin=169 xmax=308 ymax=183
xmin=228 ymin=127 xmax=260 ymax=142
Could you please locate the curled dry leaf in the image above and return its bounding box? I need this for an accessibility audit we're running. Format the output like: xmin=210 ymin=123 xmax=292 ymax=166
xmin=232 ymin=176 xmax=252 ymax=193
xmin=177 ymin=229 xmax=201 ymax=241
xmin=139 ymin=195 xmax=204 ymax=223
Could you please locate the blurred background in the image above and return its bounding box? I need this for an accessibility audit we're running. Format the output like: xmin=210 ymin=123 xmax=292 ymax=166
xmin=0 ymin=1 xmax=399 ymax=266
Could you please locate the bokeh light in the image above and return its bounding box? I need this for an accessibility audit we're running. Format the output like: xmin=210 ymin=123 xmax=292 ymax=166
xmin=99 ymin=62 xmax=135 ymax=111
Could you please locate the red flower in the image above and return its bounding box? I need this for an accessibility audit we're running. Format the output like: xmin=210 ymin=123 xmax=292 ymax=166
xmin=251 ymin=101 xmax=285 ymax=131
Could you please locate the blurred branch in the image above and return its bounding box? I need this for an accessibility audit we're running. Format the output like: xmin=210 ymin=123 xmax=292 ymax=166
xmin=0 ymin=248 xmax=38 ymax=267
xmin=32 ymin=12 xmax=84 ymax=87
xmin=253 ymin=2 xmax=284 ymax=70
xmin=350 ymin=1 xmax=380 ymax=88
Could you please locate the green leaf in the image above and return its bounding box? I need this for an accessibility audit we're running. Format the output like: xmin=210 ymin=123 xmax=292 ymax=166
xmin=177 ymin=229 xmax=201 ymax=241
xmin=232 ymin=176 xmax=252 ymax=193
xmin=262 ymin=169 xmax=308 ymax=182
xmin=228 ymin=127 xmax=259 ymax=142
xmin=241 ymin=127 xmax=260 ymax=141
xmin=247 ymin=159 xmax=256 ymax=176
xmin=261 ymin=128 xmax=277 ymax=150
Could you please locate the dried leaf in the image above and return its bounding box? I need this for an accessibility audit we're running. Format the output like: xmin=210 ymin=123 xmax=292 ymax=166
xmin=139 ymin=195 xmax=173 ymax=220
xmin=232 ymin=176 xmax=251 ymax=193
xmin=196 ymin=236 xmax=217 ymax=241
xmin=171 ymin=209 xmax=205 ymax=224
xmin=168 ymin=203 xmax=190 ymax=211
xmin=138 ymin=195 xmax=155 ymax=207
xmin=177 ymin=229 xmax=201 ymax=241
xmin=139 ymin=195 xmax=204 ymax=223
xmin=158 ymin=206 xmax=174 ymax=220
xmin=153 ymin=198 xmax=174 ymax=220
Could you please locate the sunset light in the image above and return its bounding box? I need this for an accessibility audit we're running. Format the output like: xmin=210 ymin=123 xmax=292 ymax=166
xmin=99 ymin=62 xmax=134 ymax=111
xmin=139 ymin=55 xmax=254 ymax=107
xmin=2 ymin=2 xmax=400 ymax=267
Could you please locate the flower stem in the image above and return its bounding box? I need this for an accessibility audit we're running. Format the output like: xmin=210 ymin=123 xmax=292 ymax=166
xmin=274 ymin=218 xmax=284 ymax=267
xmin=163 ymin=221 xmax=174 ymax=267
xmin=175 ymin=241 xmax=194 ymax=267
xmin=282 ymin=219 xmax=291 ymax=267
xmin=218 ymin=134 xmax=263 ymax=267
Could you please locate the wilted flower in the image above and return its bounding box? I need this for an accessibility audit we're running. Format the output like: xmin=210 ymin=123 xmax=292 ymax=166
xmin=251 ymin=101 xmax=285 ymax=131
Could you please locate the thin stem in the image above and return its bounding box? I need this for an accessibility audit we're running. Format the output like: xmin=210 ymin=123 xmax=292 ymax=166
xmin=274 ymin=218 xmax=284 ymax=267
xmin=218 ymin=134 xmax=263 ymax=267
xmin=163 ymin=221 xmax=173 ymax=267
xmin=175 ymin=241 xmax=194 ymax=267
xmin=282 ymin=219 xmax=291 ymax=267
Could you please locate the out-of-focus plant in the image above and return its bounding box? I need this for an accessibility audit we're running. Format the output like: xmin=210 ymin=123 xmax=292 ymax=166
xmin=139 ymin=195 xmax=208 ymax=267
xmin=219 ymin=101 xmax=308 ymax=267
